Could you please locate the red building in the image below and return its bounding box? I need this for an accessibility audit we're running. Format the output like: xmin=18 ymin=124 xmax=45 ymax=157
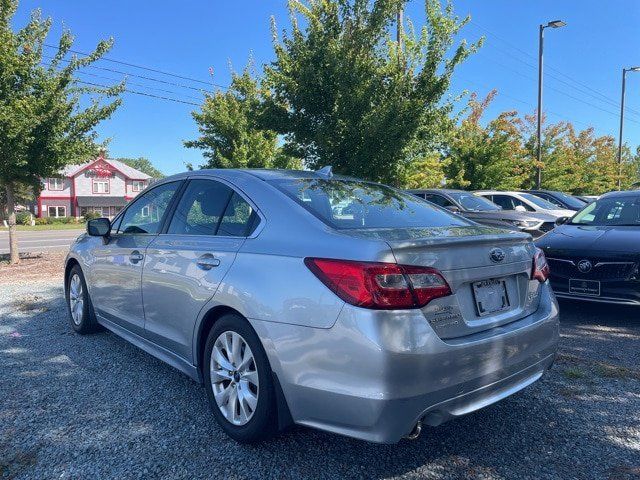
xmin=37 ymin=154 xmax=151 ymax=218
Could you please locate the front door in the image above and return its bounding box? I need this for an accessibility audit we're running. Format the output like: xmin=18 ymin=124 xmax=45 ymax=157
xmin=142 ymin=178 xmax=260 ymax=361
xmin=88 ymin=181 xmax=182 ymax=336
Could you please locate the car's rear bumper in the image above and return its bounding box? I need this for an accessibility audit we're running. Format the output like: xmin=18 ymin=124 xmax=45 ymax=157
xmin=251 ymin=283 xmax=559 ymax=443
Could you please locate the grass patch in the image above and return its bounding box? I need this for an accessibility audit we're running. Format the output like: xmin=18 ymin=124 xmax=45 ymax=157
xmin=595 ymin=363 xmax=639 ymax=380
xmin=1 ymin=223 xmax=85 ymax=231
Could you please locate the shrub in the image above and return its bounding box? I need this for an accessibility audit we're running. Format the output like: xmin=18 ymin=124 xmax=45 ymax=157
xmin=83 ymin=211 xmax=101 ymax=221
xmin=15 ymin=211 xmax=32 ymax=225
xmin=34 ymin=217 xmax=50 ymax=225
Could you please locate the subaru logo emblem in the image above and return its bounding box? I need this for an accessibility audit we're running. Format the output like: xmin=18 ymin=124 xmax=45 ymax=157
xmin=489 ymin=248 xmax=506 ymax=263
xmin=577 ymin=259 xmax=592 ymax=273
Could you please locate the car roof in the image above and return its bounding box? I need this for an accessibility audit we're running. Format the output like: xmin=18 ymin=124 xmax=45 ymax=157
xmin=406 ymin=188 xmax=465 ymax=194
xmin=159 ymin=168 xmax=360 ymax=183
xmin=474 ymin=190 xmax=521 ymax=195
xmin=600 ymin=189 xmax=640 ymax=199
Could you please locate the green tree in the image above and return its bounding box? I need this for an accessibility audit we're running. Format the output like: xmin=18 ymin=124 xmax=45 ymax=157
xmin=0 ymin=0 xmax=123 ymax=263
xmin=116 ymin=157 xmax=164 ymax=178
xmin=262 ymin=0 xmax=481 ymax=185
xmin=445 ymin=91 xmax=527 ymax=190
xmin=185 ymin=68 xmax=299 ymax=170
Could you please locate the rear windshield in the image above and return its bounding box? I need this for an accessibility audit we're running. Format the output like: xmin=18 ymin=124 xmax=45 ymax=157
xmin=553 ymin=191 xmax=586 ymax=209
xmin=270 ymin=179 xmax=470 ymax=229
xmin=520 ymin=193 xmax=558 ymax=210
xmin=571 ymin=196 xmax=640 ymax=226
xmin=450 ymin=192 xmax=501 ymax=211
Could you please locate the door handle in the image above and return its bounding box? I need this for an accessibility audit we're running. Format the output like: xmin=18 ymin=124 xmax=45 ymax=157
xmin=197 ymin=254 xmax=220 ymax=270
xmin=130 ymin=251 xmax=144 ymax=264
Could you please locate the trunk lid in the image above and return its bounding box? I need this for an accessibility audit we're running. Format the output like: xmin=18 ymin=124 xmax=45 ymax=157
xmin=347 ymin=226 xmax=541 ymax=339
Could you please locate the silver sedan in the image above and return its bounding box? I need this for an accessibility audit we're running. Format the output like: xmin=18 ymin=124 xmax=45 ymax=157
xmin=64 ymin=168 xmax=559 ymax=443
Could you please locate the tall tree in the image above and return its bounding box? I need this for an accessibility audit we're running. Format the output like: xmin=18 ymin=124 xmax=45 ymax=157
xmin=185 ymin=67 xmax=299 ymax=170
xmin=263 ymin=0 xmax=481 ymax=185
xmin=445 ymin=91 xmax=527 ymax=190
xmin=0 ymin=0 xmax=123 ymax=263
xmin=116 ymin=157 xmax=164 ymax=178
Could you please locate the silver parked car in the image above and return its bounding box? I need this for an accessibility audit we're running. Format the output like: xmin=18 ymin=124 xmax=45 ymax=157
xmin=65 ymin=168 xmax=559 ymax=444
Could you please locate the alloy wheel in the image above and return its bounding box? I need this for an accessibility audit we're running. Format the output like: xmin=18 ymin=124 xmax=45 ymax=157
xmin=69 ymin=273 xmax=84 ymax=326
xmin=210 ymin=331 xmax=259 ymax=426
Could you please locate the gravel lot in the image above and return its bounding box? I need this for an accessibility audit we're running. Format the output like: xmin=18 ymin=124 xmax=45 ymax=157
xmin=1 ymin=267 xmax=639 ymax=479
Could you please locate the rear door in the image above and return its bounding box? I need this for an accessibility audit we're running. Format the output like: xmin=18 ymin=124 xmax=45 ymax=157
xmin=88 ymin=181 xmax=182 ymax=336
xmin=141 ymin=178 xmax=261 ymax=361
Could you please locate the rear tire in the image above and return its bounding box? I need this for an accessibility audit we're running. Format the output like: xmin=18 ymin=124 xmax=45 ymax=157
xmin=65 ymin=265 xmax=100 ymax=334
xmin=203 ymin=313 xmax=278 ymax=443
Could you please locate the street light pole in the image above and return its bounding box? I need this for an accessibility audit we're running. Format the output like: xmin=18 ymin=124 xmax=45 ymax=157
xmin=617 ymin=67 xmax=640 ymax=190
xmin=536 ymin=20 xmax=566 ymax=189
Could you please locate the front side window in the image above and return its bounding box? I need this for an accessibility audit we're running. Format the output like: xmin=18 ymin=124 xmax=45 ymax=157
xmin=48 ymin=178 xmax=64 ymax=191
xmin=270 ymin=179 xmax=469 ymax=229
xmin=118 ymin=181 xmax=180 ymax=234
xmin=571 ymin=196 xmax=640 ymax=226
xmin=488 ymin=195 xmax=515 ymax=210
xmin=93 ymin=180 xmax=110 ymax=194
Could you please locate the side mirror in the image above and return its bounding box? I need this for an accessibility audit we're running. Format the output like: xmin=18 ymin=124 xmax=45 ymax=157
xmin=445 ymin=205 xmax=461 ymax=214
xmin=514 ymin=205 xmax=527 ymax=213
xmin=555 ymin=216 xmax=569 ymax=226
xmin=87 ymin=218 xmax=111 ymax=237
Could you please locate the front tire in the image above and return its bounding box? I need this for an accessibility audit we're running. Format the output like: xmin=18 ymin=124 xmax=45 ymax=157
xmin=203 ymin=313 xmax=278 ymax=443
xmin=66 ymin=265 xmax=100 ymax=334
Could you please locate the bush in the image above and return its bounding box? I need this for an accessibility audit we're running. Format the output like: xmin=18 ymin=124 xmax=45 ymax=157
xmin=34 ymin=217 xmax=50 ymax=225
xmin=15 ymin=211 xmax=32 ymax=225
xmin=50 ymin=216 xmax=75 ymax=224
xmin=83 ymin=211 xmax=101 ymax=221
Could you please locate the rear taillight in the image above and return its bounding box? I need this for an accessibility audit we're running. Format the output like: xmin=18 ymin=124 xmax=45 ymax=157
xmin=531 ymin=248 xmax=550 ymax=282
xmin=304 ymin=258 xmax=451 ymax=310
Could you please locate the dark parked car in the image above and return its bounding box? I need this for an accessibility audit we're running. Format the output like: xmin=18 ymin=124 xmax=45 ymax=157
xmin=524 ymin=190 xmax=587 ymax=212
xmin=408 ymin=189 xmax=552 ymax=236
xmin=536 ymin=190 xmax=640 ymax=305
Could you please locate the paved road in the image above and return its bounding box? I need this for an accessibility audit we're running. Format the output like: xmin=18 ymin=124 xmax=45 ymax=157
xmin=1 ymin=281 xmax=638 ymax=479
xmin=0 ymin=229 xmax=83 ymax=254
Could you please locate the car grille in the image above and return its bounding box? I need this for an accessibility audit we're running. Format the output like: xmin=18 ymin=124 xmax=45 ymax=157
xmin=547 ymin=258 xmax=638 ymax=280
xmin=539 ymin=222 xmax=555 ymax=233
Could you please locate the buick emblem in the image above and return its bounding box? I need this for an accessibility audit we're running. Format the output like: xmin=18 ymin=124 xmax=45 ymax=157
xmin=577 ymin=259 xmax=592 ymax=273
xmin=489 ymin=248 xmax=506 ymax=263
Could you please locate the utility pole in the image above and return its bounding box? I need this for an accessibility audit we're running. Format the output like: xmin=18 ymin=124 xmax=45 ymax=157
xmin=617 ymin=67 xmax=640 ymax=190
xmin=535 ymin=20 xmax=566 ymax=189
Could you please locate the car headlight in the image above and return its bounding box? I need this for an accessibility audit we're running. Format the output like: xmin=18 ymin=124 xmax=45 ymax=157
xmin=504 ymin=219 xmax=541 ymax=229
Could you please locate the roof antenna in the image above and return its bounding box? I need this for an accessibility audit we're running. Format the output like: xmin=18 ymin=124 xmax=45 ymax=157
xmin=317 ymin=166 xmax=333 ymax=178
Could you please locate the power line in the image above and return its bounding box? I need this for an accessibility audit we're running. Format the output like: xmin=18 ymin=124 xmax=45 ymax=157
xmin=42 ymin=54 xmax=217 ymax=94
xmin=467 ymin=20 xmax=640 ymax=118
xmin=43 ymin=43 xmax=217 ymax=88
xmin=76 ymin=80 xmax=200 ymax=106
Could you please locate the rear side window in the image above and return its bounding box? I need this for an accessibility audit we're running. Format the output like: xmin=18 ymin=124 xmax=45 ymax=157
xmin=424 ymin=194 xmax=454 ymax=208
xmin=270 ymin=179 xmax=469 ymax=229
xmin=168 ymin=179 xmax=232 ymax=235
xmin=168 ymin=179 xmax=260 ymax=237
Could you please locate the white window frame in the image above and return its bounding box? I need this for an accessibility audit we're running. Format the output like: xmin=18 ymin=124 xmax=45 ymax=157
xmin=48 ymin=206 xmax=66 ymax=218
xmin=132 ymin=180 xmax=145 ymax=192
xmin=48 ymin=178 xmax=64 ymax=191
xmin=93 ymin=180 xmax=110 ymax=194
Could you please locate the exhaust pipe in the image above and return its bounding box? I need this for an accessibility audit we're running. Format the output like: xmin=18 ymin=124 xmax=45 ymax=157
xmin=404 ymin=420 xmax=422 ymax=440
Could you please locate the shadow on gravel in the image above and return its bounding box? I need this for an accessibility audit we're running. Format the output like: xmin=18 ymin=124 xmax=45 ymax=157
xmin=1 ymin=287 xmax=639 ymax=479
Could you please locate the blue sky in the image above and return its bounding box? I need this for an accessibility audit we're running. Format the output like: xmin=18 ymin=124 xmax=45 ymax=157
xmin=11 ymin=0 xmax=640 ymax=175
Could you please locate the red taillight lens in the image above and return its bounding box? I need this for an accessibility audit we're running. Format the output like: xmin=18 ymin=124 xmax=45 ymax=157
xmin=532 ymin=248 xmax=550 ymax=282
xmin=304 ymin=258 xmax=451 ymax=309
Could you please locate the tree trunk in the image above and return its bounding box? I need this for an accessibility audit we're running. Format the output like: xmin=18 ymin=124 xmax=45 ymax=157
xmin=5 ymin=183 xmax=19 ymax=264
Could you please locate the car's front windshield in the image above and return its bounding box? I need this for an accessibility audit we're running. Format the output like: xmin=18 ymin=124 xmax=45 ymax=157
xmin=571 ymin=196 xmax=640 ymax=226
xmin=270 ymin=178 xmax=471 ymax=229
xmin=554 ymin=191 xmax=587 ymax=209
xmin=521 ymin=193 xmax=558 ymax=210
xmin=450 ymin=192 xmax=501 ymax=211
